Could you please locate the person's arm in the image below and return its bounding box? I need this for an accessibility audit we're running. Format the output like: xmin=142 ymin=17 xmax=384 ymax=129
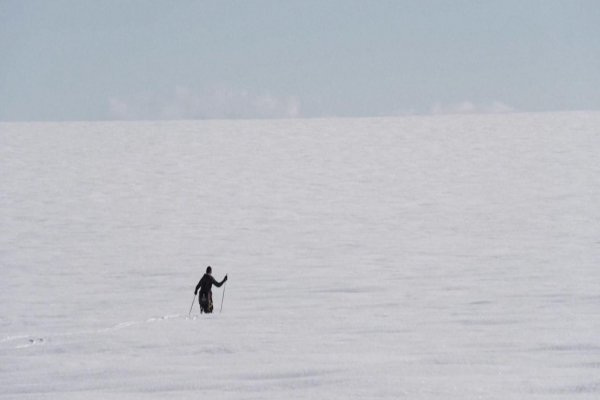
xmin=212 ymin=274 xmax=228 ymax=287
xmin=194 ymin=278 xmax=203 ymax=295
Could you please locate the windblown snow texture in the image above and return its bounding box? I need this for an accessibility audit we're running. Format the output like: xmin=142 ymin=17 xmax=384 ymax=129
xmin=1 ymin=112 xmax=599 ymax=399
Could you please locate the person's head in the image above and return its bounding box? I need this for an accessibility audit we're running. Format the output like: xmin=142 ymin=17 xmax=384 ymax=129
xmin=206 ymin=266 xmax=212 ymax=275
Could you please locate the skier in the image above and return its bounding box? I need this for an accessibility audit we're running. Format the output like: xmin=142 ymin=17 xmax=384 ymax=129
xmin=194 ymin=266 xmax=227 ymax=314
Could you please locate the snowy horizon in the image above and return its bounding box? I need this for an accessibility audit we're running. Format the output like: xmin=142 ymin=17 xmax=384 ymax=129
xmin=1 ymin=108 xmax=597 ymax=125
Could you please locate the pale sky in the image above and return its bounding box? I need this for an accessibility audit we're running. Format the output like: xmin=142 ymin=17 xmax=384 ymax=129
xmin=1 ymin=0 xmax=599 ymax=121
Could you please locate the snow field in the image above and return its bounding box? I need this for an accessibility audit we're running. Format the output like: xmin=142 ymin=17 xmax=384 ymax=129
xmin=1 ymin=112 xmax=600 ymax=398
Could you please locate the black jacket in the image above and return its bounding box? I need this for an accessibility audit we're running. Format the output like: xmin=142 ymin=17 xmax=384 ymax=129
xmin=195 ymin=273 xmax=225 ymax=295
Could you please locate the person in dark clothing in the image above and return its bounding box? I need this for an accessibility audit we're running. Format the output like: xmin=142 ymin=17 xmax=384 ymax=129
xmin=194 ymin=266 xmax=227 ymax=313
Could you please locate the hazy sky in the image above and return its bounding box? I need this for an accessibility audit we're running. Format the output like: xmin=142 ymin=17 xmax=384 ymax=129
xmin=1 ymin=0 xmax=599 ymax=121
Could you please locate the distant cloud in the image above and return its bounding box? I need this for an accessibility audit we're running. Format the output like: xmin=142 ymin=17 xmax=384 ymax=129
xmin=430 ymin=100 xmax=514 ymax=115
xmin=108 ymin=86 xmax=301 ymax=120
xmin=107 ymin=97 xmax=133 ymax=120
xmin=393 ymin=108 xmax=418 ymax=116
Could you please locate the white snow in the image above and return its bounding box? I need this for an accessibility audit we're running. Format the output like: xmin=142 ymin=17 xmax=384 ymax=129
xmin=1 ymin=112 xmax=599 ymax=399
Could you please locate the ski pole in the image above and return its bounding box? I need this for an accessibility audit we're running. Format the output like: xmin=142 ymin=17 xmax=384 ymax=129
xmin=189 ymin=293 xmax=196 ymax=316
xmin=220 ymin=281 xmax=226 ymax=313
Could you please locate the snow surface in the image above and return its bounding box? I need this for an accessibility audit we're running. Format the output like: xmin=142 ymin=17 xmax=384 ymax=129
xmin=1 ymin=112 xmax=600 ymax=399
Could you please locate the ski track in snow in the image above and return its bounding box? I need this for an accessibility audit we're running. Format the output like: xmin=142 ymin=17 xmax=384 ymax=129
xmin=1 ymin=314 xmax=185 ymax=349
